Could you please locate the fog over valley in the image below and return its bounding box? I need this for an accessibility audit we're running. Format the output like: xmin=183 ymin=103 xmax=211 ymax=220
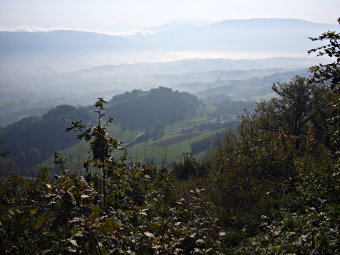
xmin=0 ymin=18 xmax=337 ymax=127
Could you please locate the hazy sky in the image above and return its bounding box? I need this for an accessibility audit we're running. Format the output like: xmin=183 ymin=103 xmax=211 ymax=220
xmin=0 ymin=0 xmax=339 ymax=33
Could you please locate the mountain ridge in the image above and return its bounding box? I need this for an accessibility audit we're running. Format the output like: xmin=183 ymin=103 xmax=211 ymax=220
xmin=1 ymin=18 xmax=338 ymax=68
xmin=0 ymin=18 xmax=335 ymax=34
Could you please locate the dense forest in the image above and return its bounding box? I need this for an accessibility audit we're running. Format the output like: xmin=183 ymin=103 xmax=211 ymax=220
xmin=0 ymin=20 xmax=339 ymax=254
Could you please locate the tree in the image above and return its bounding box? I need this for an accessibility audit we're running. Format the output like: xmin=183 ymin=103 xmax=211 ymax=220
xmin=308 ymin=18 xmax=340 ymax=89
xmin=66 ymin=98 xmax=119 ymax=206
xmin=256 ymin=76 xmax=322 ymax=149
xmin=173 ymin=153 xmax=207 ymax=180
xmin=308 ymin=17 xmax=340 ymax=153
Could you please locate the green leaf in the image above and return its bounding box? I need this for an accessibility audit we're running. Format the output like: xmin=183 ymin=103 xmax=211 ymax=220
xmin=89 ymin=205 xmax=101 ymax=223
xmin=97 ymin=218 xmax=120 ymax=233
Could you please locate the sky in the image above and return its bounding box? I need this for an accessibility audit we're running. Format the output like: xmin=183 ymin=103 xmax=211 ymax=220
xmin=0 ymin=0 xmax=339 ymax=33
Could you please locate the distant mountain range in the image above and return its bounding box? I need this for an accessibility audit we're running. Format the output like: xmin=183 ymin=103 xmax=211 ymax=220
xmin=144 ymin=20 xmax=212 ymax=32
xmin=0 ymin=19 xmax=338 ymax=68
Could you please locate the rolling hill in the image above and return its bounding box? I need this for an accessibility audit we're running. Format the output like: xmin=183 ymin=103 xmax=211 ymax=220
xmin=0 ymin=87 xmax=203 ymax=175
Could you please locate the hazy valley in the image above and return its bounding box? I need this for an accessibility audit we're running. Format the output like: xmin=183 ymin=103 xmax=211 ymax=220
xmin=0 ymin=9 xmax=339 ymax=254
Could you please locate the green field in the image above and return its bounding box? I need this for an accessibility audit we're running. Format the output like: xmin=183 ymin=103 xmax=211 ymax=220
xmin=45 ymin=114 xmax=230 ymax=172
xmin=127 ymin=129 xmax=219 ymax=165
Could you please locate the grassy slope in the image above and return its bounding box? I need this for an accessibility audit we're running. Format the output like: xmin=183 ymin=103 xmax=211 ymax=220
xmin=43 ymin=112 xmax=226 ymax=171
xmin=43 ymin=124 xmax=140 ymax=172
xmin=128 ymin=129 xmax=219 ymax=165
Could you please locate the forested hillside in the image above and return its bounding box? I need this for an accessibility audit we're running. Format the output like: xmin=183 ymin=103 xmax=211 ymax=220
xmin=0 ymin=105 xmax=92 ymax=176
xmin=107 ymin=87 xmax=201 ymax=129
xmin=0 ymin=18 xmax=339 ymax=255
xmin=0 ymin=87 xmax=209 ymax=175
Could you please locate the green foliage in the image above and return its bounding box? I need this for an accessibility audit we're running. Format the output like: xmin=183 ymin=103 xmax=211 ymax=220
xmin=173 ymin=153 xmax=208 ymax=180
xmin=236 ymin=150 xmax=339 ymax=255
xmin=256 ymin=76 xmax=326 ymax=149
xmin=0 ymin=165 xmax=225 ymax=254
xmin=308 ymin=18 xmax=340 ymax=154
xmin=66 ymin=98 xmax=120 ymax=207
